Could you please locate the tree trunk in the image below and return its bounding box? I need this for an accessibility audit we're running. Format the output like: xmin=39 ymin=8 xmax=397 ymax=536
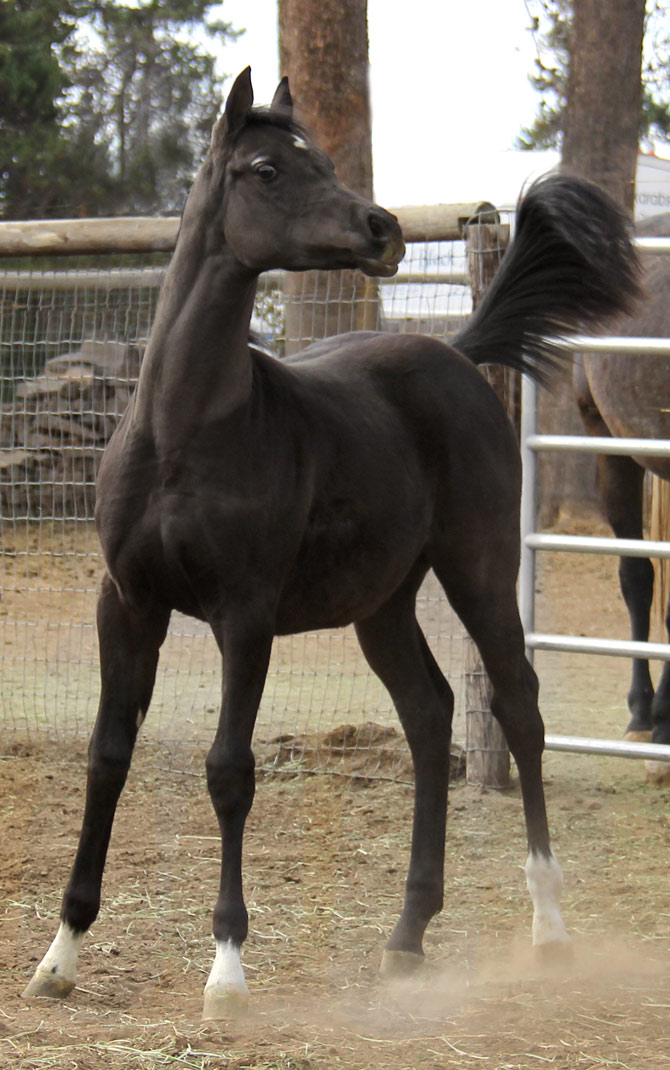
xmin=561 ymin=0 xmax=644 ymax=212
xmin=537 ymin=0 xmax=645 ymax=524
xmin=278 ymin=0 xmax=378 ymax=352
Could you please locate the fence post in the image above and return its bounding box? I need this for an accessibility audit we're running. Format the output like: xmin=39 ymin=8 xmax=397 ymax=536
xmin=464 ymin=219 xmax=513 ymax=788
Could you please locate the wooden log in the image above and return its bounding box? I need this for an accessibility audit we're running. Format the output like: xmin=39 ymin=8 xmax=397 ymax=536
xmin=0 ymin=448 xmax=38 ymax=469
xmin=16 ymin=377 xmax=70 ymax=399
xmin=33 ymin=413 xmax=81 ymax=440
xmin=0 ymin=203 xmax=497 ymax=257
xmin=395 ymin=201 xmax=498 ymax=243
xmin=2 ymin=337 xmax=136 ymax=515
xmin=463 ymin=221 xmax=512 ymax=789
xmin=0 ymin=217 xmax=179 ymax=257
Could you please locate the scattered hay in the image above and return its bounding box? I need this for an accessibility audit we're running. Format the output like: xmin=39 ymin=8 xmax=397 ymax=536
xmin=256 ymin=721 xmax=465 ymax=783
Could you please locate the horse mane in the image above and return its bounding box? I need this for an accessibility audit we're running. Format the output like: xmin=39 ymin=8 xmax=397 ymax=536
xmin=242 ymin=106 xmax=311 ymax=143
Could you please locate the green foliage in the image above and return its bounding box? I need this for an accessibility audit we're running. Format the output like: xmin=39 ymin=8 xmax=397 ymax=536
xmin=520 ymin=0 xmax=670 ymax=152
xmin=641 ymin=5 xmax=670 ymax=147
xmin=62 ymin=0 xmax=239 ymax=214
xmin=517 ymin=0 xmax=571 ymax=150
xmin=0 ymin=1 xmax=72 ymax=125
xmin=0 ymin=0 xmax=239 ymax=219
xmin=0 ymin=1 xmax=90 ymax=217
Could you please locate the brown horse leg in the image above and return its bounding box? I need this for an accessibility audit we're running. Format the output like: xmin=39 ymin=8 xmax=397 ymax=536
xmin=644 ymin=589 xmax=670 ymax=782
xmin=575 ymin=364 xmax=655 ymax=738
xmin=650 ymin=591 xmax=670 ymax=746
xmin=597 ymin=451 xmax=655 ymax=739
xmin=201 ymin=615 xmax=274 ymax=1020
xmin=354 ymin=568 xmax=453 ymax=975
xmin=433 ymin=554 xmax=570 ymax=960
xmin=23 ymin=574 xmax=170 ymax=999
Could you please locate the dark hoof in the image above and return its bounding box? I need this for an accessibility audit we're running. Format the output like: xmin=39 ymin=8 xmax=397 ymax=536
xmin=379 ymin=949 xmax=425 ymax=978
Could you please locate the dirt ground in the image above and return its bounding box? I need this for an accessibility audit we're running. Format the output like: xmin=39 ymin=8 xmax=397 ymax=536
xmin=2 ymin=517 xmax=670 ymax=1069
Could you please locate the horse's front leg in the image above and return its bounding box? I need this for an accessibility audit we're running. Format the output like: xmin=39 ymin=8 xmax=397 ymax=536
xmin=23 ymin=575 xmax=169 ymax=1000
xmin=201 ymin=617 xmax=273 ymax=1021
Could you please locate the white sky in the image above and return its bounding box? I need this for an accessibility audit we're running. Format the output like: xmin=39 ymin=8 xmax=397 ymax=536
xmin=214 ymin=0 xmax=561 ymax=209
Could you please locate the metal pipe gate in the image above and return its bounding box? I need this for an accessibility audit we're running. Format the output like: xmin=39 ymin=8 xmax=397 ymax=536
xmin=519 ymin=311 xmax=670 ymax=765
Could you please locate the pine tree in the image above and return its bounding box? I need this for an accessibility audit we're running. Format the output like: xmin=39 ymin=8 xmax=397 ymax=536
xmin=0 ymin=1 xmax=93 ymax=217
xmin=63 ymin=0 xmax=239 ymax=214
xmin=0 ymin=0 xmax=239 ymax=219
xmin=519 ymin=0 xmax=670 ymax=151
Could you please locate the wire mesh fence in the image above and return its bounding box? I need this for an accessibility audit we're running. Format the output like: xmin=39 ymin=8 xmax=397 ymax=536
xmin=0 ymin=219 xmax=506 ymax=775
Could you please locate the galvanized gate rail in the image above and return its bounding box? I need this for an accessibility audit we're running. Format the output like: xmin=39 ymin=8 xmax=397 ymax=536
xmin=519 ymin=266 xmax=670 ymax=764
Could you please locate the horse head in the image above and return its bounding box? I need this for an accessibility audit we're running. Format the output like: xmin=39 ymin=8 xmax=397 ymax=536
xmin=201 ymin=67 xmax=405 ymax=278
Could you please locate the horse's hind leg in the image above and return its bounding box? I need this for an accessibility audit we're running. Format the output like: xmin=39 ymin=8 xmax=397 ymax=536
xmin=23 ymin=574 xmax=169 ymax=1000
xmin=575 ymin=366 xmax=655 ymax=738
xmin=433 ymin=549 xmax=570 ymax=959
xmin=596 ymin=451 xmax=655 ymax=739
xmin=647 ymin=590 xmax=670 ymax=780
xmin=354 ymin=568 xmax=454 ymax=975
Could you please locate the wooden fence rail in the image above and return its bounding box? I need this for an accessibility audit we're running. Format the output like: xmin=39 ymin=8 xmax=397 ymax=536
xmin=0 ymin=202 xmax=497 ymax=257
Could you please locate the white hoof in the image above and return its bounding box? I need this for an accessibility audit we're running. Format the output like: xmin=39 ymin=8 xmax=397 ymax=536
xmin=22 ymin=923 xmax=83 ymax=1001
xmin=202 ymin=983 xmax=249 ymax=1021
xmin=624 ymin=729 xmax=653 ymax=743
xmin=526 ymin=850 xmax=570 ymax=948
xmin=645 ymin=759 xmax=670 ymax=786
xmin=22 ymin=968 xmax=76 ymax=1001
xmin=202 ymin=939 xmax=248 ymax=1020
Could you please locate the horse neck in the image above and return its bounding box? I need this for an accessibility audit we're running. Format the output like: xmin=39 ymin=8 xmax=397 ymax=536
xmin=133 ymin=177 xmax=259 ymax=443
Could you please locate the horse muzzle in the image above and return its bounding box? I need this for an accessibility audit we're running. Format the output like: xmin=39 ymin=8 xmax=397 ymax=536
xmin=362 ymin=207 xmax=405 ymax=276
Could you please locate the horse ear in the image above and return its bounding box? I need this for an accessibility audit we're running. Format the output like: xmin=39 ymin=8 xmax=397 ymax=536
xmin=225 ymin=67 xmax=254 ymax=133
xmin=271 ymin=77 xmax=293 ymax=117
xmin=212 ymin=67 xmax=254 ymax=148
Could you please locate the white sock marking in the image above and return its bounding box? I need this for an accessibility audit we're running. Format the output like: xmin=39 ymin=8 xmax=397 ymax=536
xmin=33 ymin=922 xmax=84 ymax=987
xmin=525 ymin=850 xmax=570 ymax=945
xmin=204 ymin=939 xmax=248 ymax=997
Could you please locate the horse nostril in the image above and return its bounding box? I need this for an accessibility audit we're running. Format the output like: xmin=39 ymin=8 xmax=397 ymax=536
xmin=368 ymin=209 xmax=389 ymax=242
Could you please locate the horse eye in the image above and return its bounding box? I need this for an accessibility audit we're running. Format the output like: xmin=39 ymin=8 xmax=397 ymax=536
xmin=254 ymin=162 xmax=277 ymax=183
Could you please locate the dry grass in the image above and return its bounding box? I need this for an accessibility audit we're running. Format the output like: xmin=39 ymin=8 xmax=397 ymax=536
xmin=3 ymin=742 xmax=670 ymax=1069
xmin=3 ymin=521 xmax=670 ymax=1067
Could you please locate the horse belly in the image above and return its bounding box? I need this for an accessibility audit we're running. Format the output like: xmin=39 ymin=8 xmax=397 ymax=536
xmin=585 ymin=354 xmax=670 ymax=479
xmin=275 ymin=510 xmax=427 ymax=633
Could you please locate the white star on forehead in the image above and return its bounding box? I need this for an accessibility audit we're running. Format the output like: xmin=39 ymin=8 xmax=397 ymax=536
xmin=292 ymin=135 xmax=309 ymax=150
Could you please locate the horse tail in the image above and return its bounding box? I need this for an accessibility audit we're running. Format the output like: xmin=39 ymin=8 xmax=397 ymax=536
xmin=650 ymin=474 xmax=670 ymax=637
xmin=452 ymin=173 xmax=642 ymax=383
